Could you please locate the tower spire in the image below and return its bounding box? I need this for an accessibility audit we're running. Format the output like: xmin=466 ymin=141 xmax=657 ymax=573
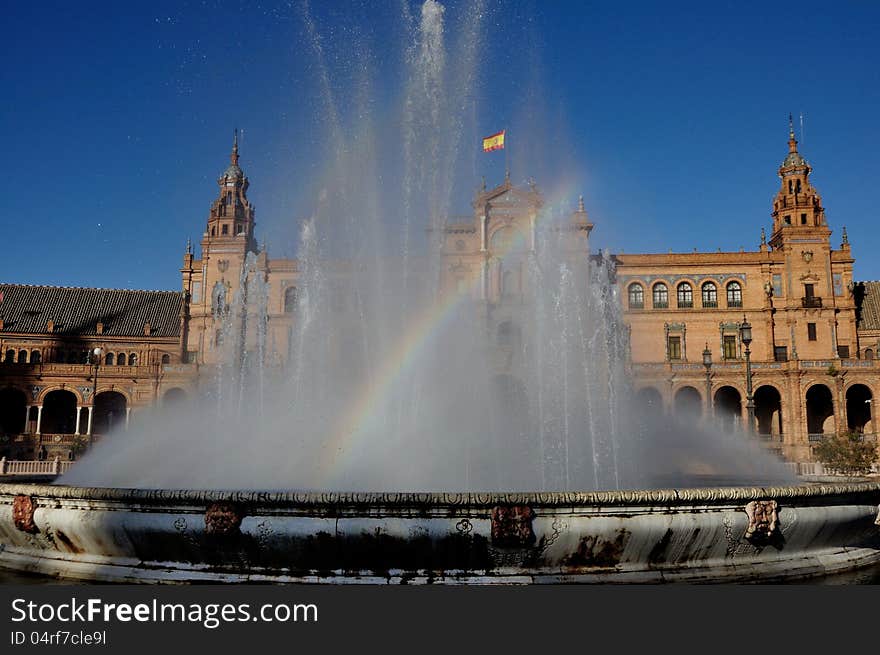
xmin=788 ymin=113 xmax=798 ymax=153
xmin=231 ymin=128 xmax=240 ymax=166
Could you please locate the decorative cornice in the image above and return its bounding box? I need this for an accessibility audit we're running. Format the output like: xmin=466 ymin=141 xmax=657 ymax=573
xmin=2 ymin=482 xmax=878 ymax=509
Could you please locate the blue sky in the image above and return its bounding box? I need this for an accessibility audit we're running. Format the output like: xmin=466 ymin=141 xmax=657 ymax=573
xmin=2 ymin=1 xmax=879 ymax=289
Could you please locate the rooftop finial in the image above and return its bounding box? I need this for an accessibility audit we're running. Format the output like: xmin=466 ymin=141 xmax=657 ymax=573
xmin=480 ymin=176 xmax=486 ymax=192
xmin=231 ymin=128 xmax=240 ymax=165
xmin=788 ymin=113 xmax=798 ymax=153
xmin=578 ymin=195 xmax=585 ymax=213
xmin=842 ymin=226 xmax=849 ymax=246
xmin=186 ymin=237 xmax=192 ymax=255
xmin=505 ymin=168 xmax=510 ymax=184
xmin=761 ymin=226 xmax=766 ymax=245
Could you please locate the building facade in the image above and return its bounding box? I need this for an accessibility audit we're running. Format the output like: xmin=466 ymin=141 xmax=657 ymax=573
xmin=1 ymin=126 xmax=878 ymax=462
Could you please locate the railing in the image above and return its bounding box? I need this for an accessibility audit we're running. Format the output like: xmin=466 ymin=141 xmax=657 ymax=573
xmin=802 ymin=296 xmax=822 ymax=308
xmin=0 ymin=457 xmax=73 ymax=476
xmin=808 ymin=433 xmax=826 ymax=442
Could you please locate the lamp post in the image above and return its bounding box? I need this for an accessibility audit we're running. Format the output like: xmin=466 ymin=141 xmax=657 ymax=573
xmin=702 ymin=343 xmax=713 ymax=420
xmin=739 ymin=317 xmax=755 ymax=433
xmin=89 ymin=347 xmax=103 ymax=442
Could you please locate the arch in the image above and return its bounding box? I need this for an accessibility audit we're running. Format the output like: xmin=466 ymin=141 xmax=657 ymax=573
xmin=674 ymin=386 xmax=702 ymax=419
xmin=865 ymin=349 xmax=874 ymax=360
xmin=129 ymin=353 xmax=138 ymax=366
xmin=0 ymin=388 xmax=27 ymax=434
xmin=754 ymin=385 xmax=783 ymax=437
xmin=117 ymin=353 xmax=127 ymax=366
xmin=805 ymin=384 xmax=835 ymax=437
xmin=161 ymin=354 xmax=171 ymax=365
xmin=284 ymin=286 xmax=298 ymax=313
xmin=105 ymin=352 xmax=115 ymax=366
xmin=41 ymin=389 xmax=78 ymax=434
xmin=627 ymin=283 xmax=644 ymax=309
xmin=30 ymin=350 xmax=41 ymax=364
xmin=676 ymin=282 xmax=693 ymax=308
xmin=726 ymin=281 xmax=743 ymax=308
xmin=635 ymin=386 xmax=663 ymax=412
xmin=652 ymin=282 xmax=669 ymax=309
xmin=713 ymin=386 xmax=742 ymax=430
xmin=163 ymin=387 xmax=188 ymax=407
xmin=4 ymin=349 xmax=14 ymax=363
xmin=701 ymin=281 xmax=718 ymax=307
xmin=93 ymin=391 xmax=127 ymax=435
xmin=211 ymin=281 xmax=227 ymax=316
xmin=17 ymin=349 xmax=28 ymax=363
xmin=489 ymin=225 xmax=528 ymax=254
xmin=845 ymin=383 xmax=873 ymax=434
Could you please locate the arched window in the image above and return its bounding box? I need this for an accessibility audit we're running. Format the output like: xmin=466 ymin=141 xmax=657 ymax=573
xmin=702 ymin=282 xmax=718 ymax=308
xmin=105 ymin=353 xmax=115 ymax=366
xmin=4 ymin=349 xmax=14 ymax=363
xmin=17 ymin=350 xmax=27 ymax=363
xmin=30 ymin=350 xmax=41 ymax=364
xmin=129 ymin=353 xmax=138 ymax=366
xmin=727 ymin=281 xmax=743 ymax=308
xmin=161 ymin=354 xmax=171 ymax=365
xmin=284 ymin=286 xmax=298 ymax=314
xmin=117 ymin=353 xmax=127 ymax=366
xmin=628 ymin=284 xmax=644 ymax=309
xmin=676 ymin=283 xmax=693 ymax=308
xmin=866 ymin=349 xmax=875 ymax=360
xmin=652 ymin=283 xmax=668 ymax=309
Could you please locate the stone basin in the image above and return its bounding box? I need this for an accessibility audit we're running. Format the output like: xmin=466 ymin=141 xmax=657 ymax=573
xmin=1 ymin=482 xmax=879 ymax=583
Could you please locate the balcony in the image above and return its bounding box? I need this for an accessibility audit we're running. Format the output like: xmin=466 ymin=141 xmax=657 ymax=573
xmin=802 ymin=296 xmax=822 ymax=308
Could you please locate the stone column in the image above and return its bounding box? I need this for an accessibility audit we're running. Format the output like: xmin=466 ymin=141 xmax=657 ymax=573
xmin=125 ymin=407 xmax=131 ymax=428
xmin=86 ymin=407 xmax=94 ymax=436
xmin=23 ymin=406 xmax=31 ymax=434
xmin=75 ymin=406 xmax=82 ymax=435
xmin=35 ymin=405 xmax=43 ymax=435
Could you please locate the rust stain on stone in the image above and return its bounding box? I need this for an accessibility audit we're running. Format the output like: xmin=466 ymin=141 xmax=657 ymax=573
xmin=565 ymin=529 xmax=630 ymax=568
xmin=12 ymin=495 xmax=38 ymax=534
xmin=205 ymin=502 xmax=245 ymax=536
xmin=490 ymin=505 xmax=535 ymax=548
xmin=54 ymin=530 xmax=84 ymax=554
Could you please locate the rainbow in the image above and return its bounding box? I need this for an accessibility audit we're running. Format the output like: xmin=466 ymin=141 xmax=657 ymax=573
xmin=317 ymin=186 xmax=583 ymax=485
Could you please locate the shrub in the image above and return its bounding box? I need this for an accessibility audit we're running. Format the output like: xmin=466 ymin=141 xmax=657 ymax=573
xmin=812 ymin=430 xmax=877 ymax=476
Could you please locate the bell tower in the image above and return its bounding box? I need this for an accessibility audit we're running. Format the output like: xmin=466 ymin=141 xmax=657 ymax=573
xmin=203 ymin=129 xmax=257 ymax=254
xmin=769 ymin=115 xmax=829 ymax=249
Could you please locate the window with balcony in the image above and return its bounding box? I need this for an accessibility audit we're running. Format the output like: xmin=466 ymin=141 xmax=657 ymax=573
xmin=667 ymin=335 xmax=682 ymax=361
xmin=838 ymin=345 xmax=850 ymax=359
xmin=723 ymin=335 xmax=737 ymax=360
xmin=726 ymin=281 xmax=742 ymax=308
xmin=676 ymin=283 xmax=693 ymax=308
xmin=652 ymin=283 xmax=669 ymax=309
xmin=774 ymin=346 xmax=788 ymax=362
xmin=701 ymin=282 xmax=717 ymax=308
xmin=628 ymin=283 xmax=644 ymax=309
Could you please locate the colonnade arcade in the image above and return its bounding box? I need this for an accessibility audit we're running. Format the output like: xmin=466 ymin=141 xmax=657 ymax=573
xmin=635 ymin=379 xmax=876 ymax=446
xmin=0 ymin=386 xmax=130 ymax=438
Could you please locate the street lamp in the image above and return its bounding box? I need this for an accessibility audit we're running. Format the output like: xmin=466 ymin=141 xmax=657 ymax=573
xmin=739 ymin=316 xmax=755 ymax=433
xmin=89 ymin=347 xmax=103 ymax=442
xmin=702 ymin=343 xmax=713 ymax=420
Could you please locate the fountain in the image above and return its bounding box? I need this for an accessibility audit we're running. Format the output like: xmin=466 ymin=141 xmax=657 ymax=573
xmin=1 ymin=1 xmax=878 ymax=583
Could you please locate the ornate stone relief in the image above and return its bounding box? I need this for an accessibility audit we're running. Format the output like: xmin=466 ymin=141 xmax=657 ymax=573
xmin=13 ymin=495 xmax=38 ymax=534
xmin=205 ymin=502 xmax=245 ymax=536
xmin=744 ymin=500 xmax=779 ymax=540
xmin=490 ymin=505 xmax=535 ymax=548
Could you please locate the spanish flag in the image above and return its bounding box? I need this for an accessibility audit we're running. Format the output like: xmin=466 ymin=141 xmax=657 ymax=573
xmin=482 ymin=130 xmax=505 ymax=152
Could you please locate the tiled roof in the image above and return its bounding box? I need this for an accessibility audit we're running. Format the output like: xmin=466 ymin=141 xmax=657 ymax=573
xmin=856 ymin=281 xmax=880 ymax=331
xmin=0 ymin=284 xmax=183 ymax=337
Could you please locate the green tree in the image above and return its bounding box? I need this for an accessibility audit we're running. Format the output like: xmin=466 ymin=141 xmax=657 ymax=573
xmin=812 ymin=430 xmax=878 ymax=476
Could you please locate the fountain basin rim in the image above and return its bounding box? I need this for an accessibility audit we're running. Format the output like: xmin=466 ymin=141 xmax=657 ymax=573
xmin=4 ymin=481 xmax=879 ymax=508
